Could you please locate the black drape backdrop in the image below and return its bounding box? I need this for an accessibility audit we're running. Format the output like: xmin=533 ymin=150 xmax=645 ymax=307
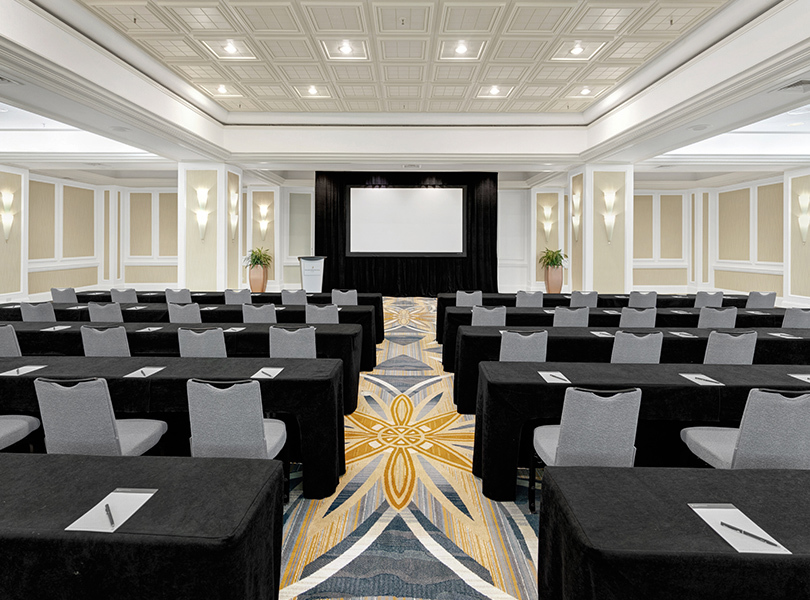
xmin=315 ymin=171 xmax=498 ymax=297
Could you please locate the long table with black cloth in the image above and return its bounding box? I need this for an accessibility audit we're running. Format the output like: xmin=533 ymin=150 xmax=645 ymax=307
xmin=6 ymin=320 xmax=361 ymax=415
xmin=539 ymin=466 xmax=810 ymax=600
xmin=76 ymin=290 xmax=385 ymax=344
xmin=0 ymin=355 xmax=343 ymax=499
xmin=473 ymin=361 xmax=810 ymax=500
xmin=0 ymin=302 xmax=377 ymax=371
xmin=451 ymin=326 xmax=810 ymax=414
xmin=435 ymin=292 xmax=749 ymax=341
xmin=0 ymin=453 xmax=283 ymax=600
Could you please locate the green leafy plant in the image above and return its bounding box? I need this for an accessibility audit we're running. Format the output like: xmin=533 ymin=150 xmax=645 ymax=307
xmin=243 ymin=247 xmax=273 ymax=268
xmin=538 ymin=248 xmax=567 ymax=268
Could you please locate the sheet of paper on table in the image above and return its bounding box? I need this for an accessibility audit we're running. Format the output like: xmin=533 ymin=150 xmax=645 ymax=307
xmin=788 ymin=374 xmax=810 ymax=383
xmin=224 ymin=327 xmax=246 ymax=332
xmin=0 ymin=365 xmax=47 ymax=377
xmin=590 ymin=331 xmax=613 ymax=337
xmin=124 ymin=366 xmax=165 ymax=378
xmin=66 ymin=306 xmax=86 ymax=310
xmin=66 ymin=488 xmax=157 ymax=533
xmin=252 ymin=367 xmax=284 ymax=379
xmin=603 ymin=309 xmax=620 ymax=315
xmin=768 ymin=332 xmax=801 ymax=339
xmin=543 ymin=309 xmax=555 ymax=314
xmin=538 ymin=371 xmax=571 ymax=384
xmin=670 ymin=331 xmax=697 ymax=338
xmin=136 ymin=327 xmax=163 ymax=332
xmin=690 ymin=503 xmax=790 ymax=554
xmin=41 ymin=325 xmax=71 ymax=332
xmin=680 ymin=373 xmax=724 ymax=386
xmin=126 ymin=306 xmax=147 ymax=310
xmin=746 ymin=310 xmax=767 ymax=315
xmin=201 ymin=306 xmax=218 ymax=311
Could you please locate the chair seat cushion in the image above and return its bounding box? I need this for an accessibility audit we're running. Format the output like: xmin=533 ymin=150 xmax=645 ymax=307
xmin=0 ymin=415 xmax=41 ymax=450
xmin=533 ymin=425 xmax=561 ymax=466
xmin=117 ymin=419 xmax=168 ymax=456
xmin=680 ymin=426 xmax=738 ymax=469
xmin=263 ymin=419 xmax=287 ymax=459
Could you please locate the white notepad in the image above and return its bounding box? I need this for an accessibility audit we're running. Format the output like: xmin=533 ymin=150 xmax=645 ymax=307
xmin=201 ymin=306 xmax=218 ymax=311
xmin=5 ymin=304 xmax=20 ymax=308
xmin=142 ymin=293 xmax=158 ymax=296
xmin=538 ymin=371 xmax=571 ymax=384
xmin=251 ymin=367 xmax=284 ymax=379
xmin=66 ymin=306 xmax=86 ymax=310
xmin=86 ymin=292 xmax=104 ymax=295
xmin=788 ymin=374 xmax=810 ymax=383
xmin=40 ymin=325 xmax=71 ymax=332
xmin=543 ymin=309 xmax=555 ymax=314
xmin=124 ymin=366 xmax=165 ymax=378
xmin=672 ymin=310 xmax=690 ymax=314
xmin=136 ymin=327 xmax=163 ymax=332
xmin=66 ymin=488 xmax=157 ymax=533
xmin=768 ymin=332 xmax=801 ymax=339
xmin=746 ymin=310 xmax=767 ymax=315
xmin=670 ymin=331 xmax=697 ymax=338
xmin=125 ymin=306 xmax=146 ymax=311
xmin=0 ymin=365 xmax=47 ymax=377
xmin=275 ymin=306 xmax=286 ymax=310
xmin=224 ymin=327 xmax=245 ymax=332
xmin=590 ymin=331 xmax=614 ymax=337
xmin=680 ymin=373 xmax=724 ymax=386
xmin=603 ymin=309 xmax=620 ymax=315
xmin=689 ymin=503 xmax=790 ymax=554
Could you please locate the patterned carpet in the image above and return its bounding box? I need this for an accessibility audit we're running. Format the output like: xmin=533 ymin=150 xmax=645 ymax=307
xmin=280 ymin=297 xmax=539 ymax=600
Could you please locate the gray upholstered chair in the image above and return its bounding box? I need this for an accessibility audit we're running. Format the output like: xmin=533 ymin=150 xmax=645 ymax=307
xmin=225 ymin=289 xmax=252 ymax=305
xmin=178 ymin=327 xmax=227 ymax=358
xmin=552 ymin=306 xmax=589 ymax=327
xmin=51 ymin=287 xmax=77 ymax=303
xmin=110 ymin=288 xmax=138 ymax=303
xmin=88 ymin=302 xmax=124 ymax=323
xmin=570 ymin=291 xmax=598 ymax=308
xmin=681 ymin=388 xmax=810 ymax=469
xmin=456 ymin=290 xmax=482 ymax=307
xmin=619 ymin=307 xmax=657 ymax=328
xmin=782 ymin=308 xmax=810 ymax=329
xmin=242 ymin=304 xmax=277 ymax=323
xmin=0 ymin=324 xmax=21 ymax=357
xmin=331 ymin=289 xmax=358 ymax=306
xmin=529 ymin=387 xmax=642 ymax=511
xmin=471 ymin=305 xmax=506 ymax=326
xmin=694 ymin=291 xmax=723 ymax=308
xmin=165 ymin=288 xmax=192 ymax=304
xmin=499 ymin=330 xmax=547 ymax=362
xmin=697 ymin=306 xmax=737 ymax=328
xmin=168 ymin=302 xmax=202 ymax=324
xmin=20 ymin=302 xmax=56 ymax=322
xmin=611 ymin=331 xmax=663 ymax=364
xmin=281 ymin=289 xmax=308 ymax=305
xmin=34 ymin=377 xmax=167 ymax=456
xmin=703 ymin=330 xmax=757 ymax=365
xmin=81 ymin=325 xmax=131 ymax=357
xmin=0 ymin=415 xmax=40 ymax=451
xmin=515 ymin=291 xmax=543 ymax=307
xmin=269 ymin=326 xmax=317 ymax=358
xmin=746 ymin=291 xmax=776 ymax=309
xmin=628 ymin=291 xmax=657 ymax=308
xmin=306 ymin=304 xmax=339 ymax=324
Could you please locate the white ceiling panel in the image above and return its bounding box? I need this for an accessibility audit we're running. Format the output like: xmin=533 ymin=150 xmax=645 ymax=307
xmin=379 ymin=39 xmax=428 ymax=60
xmin=165 ymin=6 xmax=237 ymax=32
xmin=303 ymin=3 xmax=366 ymax=33
xmin=233 ymin=4 xmax=302 ymax=33
xmin=374 ymin=4 xmax=433 ymax=33
xmin=442 ymin=4 xmax=504 ymax=33
xmin=259 ymin=38 xmax=317 ymax=60
xmin=503 ymin=4 xmax=572 ymax=33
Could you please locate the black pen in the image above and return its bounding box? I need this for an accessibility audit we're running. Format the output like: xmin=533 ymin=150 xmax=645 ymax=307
xmin=105 ymin=503 xmax=115 ymax=528
xmin=720 ymin=521 xmax=777 ymax=547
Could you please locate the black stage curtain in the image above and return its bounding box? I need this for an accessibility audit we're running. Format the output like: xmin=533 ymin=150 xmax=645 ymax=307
xmin=315 ymin=171 xmax=498 ymax=297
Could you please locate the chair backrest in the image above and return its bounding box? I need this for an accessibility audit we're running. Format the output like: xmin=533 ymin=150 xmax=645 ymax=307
xmin=224 ymin=288 xmax=252 ymax=305
xmin=306 ymin=304 xmax=339 ymax=324
xmin=515 ymin=290 xmax=543 ymax=307
xmin=703 ymin=330 xmax=757 ymax=365
xmin=570 ymin=291 xmax=598 ymax=308
xmin=732 ymin=388 xmax=810 ymax=469
xmin=20 ymin=302 xmax=56 ymax=322
xmin=165 ymin=288 xmax=192 ymax=304
xmin=628 ymin=291 xmax=657 ymax=308
xmin=51 ymin=287 xmax=77 ymax=303
xmin=694 ymin=291 xmax=723 ymax=308
xmin=110 ymin=288 xmax=138 ymax=303
xmin=697 ymin=306 xmax=737 ymax=328
xmin=88 ymin=302 xmax=124 ymax=323
xmin=456 ymin=290 xmax=482 ymax=307
xmin=746 ymin=291 xmax=776 ymax=309
xmin=331 ymin=289 xmax=358 ymax=306
xmin=553 ymin=306 xmax=589 ymax=327
xmin=782 ymin=308 xmax=810 ymax=329
xmin=187 ymin=379 xmax=269 ymax=459
xmin=619 ymin=307 xmax=657 ymax=328
xmin=0 ymin=324 xmax=21 ymax=357
xmin=242 ymin=303 xmax=277 ymax=323
xmin=269 ymin=326 xmax=317 ymax=358
xmin=281 ymin=289 xmax=308 ymax=305
xmin=81 ymin=325 xmax=131 ymax=357
xmin=178 ymin=327 xmax=227 ymax=358
xmin=168 ymin=302 xmax=201 ymax=324
xmin=471 ymin=305 xmax=506 ymax=326
xmin=555 ymin=387 xmax=642 ymax=467
xmin=499 ymin=330 xmax=548 ymax=362
xmin=34 ymin=377 xmax=121 ymax=456
xmin=610 ymin=331 xmax=663 ymax=364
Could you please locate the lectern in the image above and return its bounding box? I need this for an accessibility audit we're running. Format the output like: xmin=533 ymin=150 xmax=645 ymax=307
xmin=299 ymin=256 xmax=326 ymax=293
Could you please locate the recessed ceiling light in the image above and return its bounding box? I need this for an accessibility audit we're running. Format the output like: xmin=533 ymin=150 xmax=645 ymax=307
xmin=308 ymin=86 xmax=318 ymax=95
xmin=570 ymin=42 xmax=584 ymax=56
xmin=0 ymin=108 xmax=8 ymax=113
xmin=455 ymin=42 xmax=467 ymax=55
xmin=788 ymin=121 xmax=805 ymax=126
xmin=580 ymin=87 xmax=591 ymax=95
xmin=490 ymin=86 xmax=500 ymax=95
xmin=217 ymin=85 xmax=228 ymax=94
xmin=339 ymin=42 xmax=352 ymax=54
xmin=223 ymin=40 xmax=237 ymax=54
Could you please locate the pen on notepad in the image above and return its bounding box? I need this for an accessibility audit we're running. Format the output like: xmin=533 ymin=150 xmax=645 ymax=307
xmin=720 ymin=521 xmax=777 ymax=547
xmin=139 ymin=369 xmax=147 ymax=376
xmin=105 ymin=503 xmax=115 ymax=528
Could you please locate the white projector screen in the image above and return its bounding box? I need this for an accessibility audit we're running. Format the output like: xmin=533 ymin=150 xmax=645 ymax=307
xmin=348 ymin=187 xmax=465 ymax=255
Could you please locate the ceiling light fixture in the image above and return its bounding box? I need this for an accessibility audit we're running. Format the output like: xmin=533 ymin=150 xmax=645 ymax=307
xmin=490 ymin=86 xmax=500 ymax=95
xmin=224 ymin=40 xmax=237 ymax=54
xmin=580 ymin=87 xmax=591 ymax=95
xmin=788 ymin=122 xmax=805 ymax=127
xmin=570 ymin=42 xmax=584 ymax=56
xmin=217 ymin=85 xmax=228 ymax=94
xmin=455 ymin=42 xmax=467 ymax=55
xmin=339 ymin=41 xmax=352 ymax=54
xmin=308 ymin=86 xmax=318 ymax=95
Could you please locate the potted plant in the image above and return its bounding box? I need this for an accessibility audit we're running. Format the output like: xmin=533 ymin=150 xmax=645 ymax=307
xmin=539 ymin=248 xmax=567 ymax=294
xmin=243 ymin=247 xmax=273 ymax=293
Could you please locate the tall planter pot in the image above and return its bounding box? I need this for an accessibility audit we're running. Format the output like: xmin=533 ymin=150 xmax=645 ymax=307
xmin=544 ymin=266 xmax=563 ymax=294
xmin=249 ymin=265 xmax=268 ymax=293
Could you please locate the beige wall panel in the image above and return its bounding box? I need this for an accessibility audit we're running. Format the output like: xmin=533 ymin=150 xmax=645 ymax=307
xmin=790 ymin=175 xmax=810 ymax=297
xmin=536 ymin=193 xmax=559 ymax=281
xmin=116 ymin=192 xmax=121 ymax=277
xmin=718 ymin=188 xmax=750 ymax=261
xmin=283 ymin=265 xmax=301 ymax=284
xmin=103 ymin=194 xmax=110 ymax=280
xmin=159 ymin=193 xmax=178 ymax=256
xmin=241 ymin=192 xmax=247 ymax=256
xmin=0 ymin=172 xmax=23 ymax=293
xmin=129 ymin=193 xmax=152 ymax=256
xmin=563 ymin=194 xmax=569 ymax=285
xmin=289 ymin=192 xmax=312 ymax=257
xmin=660 ymin=194 xmax=683 ymax=259
xmin=125 ymin=265 xmax=178 ymax=284
xmin=691 ymin=194 xmax=695 ymax=281
xmin=185 ymin=170 xmax=218 ymax=290
xmin=29 ymin=181 xmax=55 ymax=260
xmin=227 ymin=172 xmax=240 ymax=289
xmin=592 ymin=171 xmax=625 ymax=293
xmin=757 ymin=183 xmax=783 ymax=263
xmin=63 ymin=186 xmax=94 ymax=258
xmin=571 ymin=174 xmax=583 ymax=290
xmin=715 ymin=270 xmax=782 ymax=295
xmin=702 ymin=193 xmax=709 ymax=283
xmin=29 ymin=267 xmax=97 ymax=294
xmin=633 ymin=195 xmax=653 ymax=259
xmin=633 ymin=268 xmax=688 ymax=286
xmin=252 ymin=191 xmax=275 ymax=281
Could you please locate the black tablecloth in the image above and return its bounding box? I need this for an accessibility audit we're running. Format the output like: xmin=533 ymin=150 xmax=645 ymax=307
xmin=0 ymin=453 xmax=282 ymax=600
xmin=474 ymin=361 xmax=810 ymax=500
xmin=0 ymin=303 xmax=377 ymax=371
xmin=0 ymin=356 xmax=343 ymax=498
xmin=539 ymin=467 xmax=810 ymax=600
xmin=451 ymin=326 xmax=810 ymax=413
xmin=76 ymin=291 xmax=385 ymax=343
xmin=7 ymin=321 xmax=361 ymax=415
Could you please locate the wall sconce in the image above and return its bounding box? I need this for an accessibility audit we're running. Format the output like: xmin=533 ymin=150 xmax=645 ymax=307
xmin=572 ymin=192 xmax=580 ymax=213
xmin=195 ymin=188 xmax=209 ymax=240
xmin=798 ymin=193 xmax=810 ymax=243
xmin=542 ymin=205 xmax=553 ymax=241
xmin=572 ymin=214 xmax=580 ymax=242
xmin=259 ymin=204 xmax=269 ymax=218
xmin=258 ymin=204 xmax=270 ymax=240
xmin=230 ymin=213 xmax=239 ymax=240
xmin=259 ymin=220 xmax=269 ymax=239
xmin=1 ymin=192 xmax=13 ymax=242
xmin=230 ymin=191 xmax=239 ymax=209
xmin=603 ymin=190 xmax=617 ymax=244
xmin=603 ymin=190 xmax=616 ymax=213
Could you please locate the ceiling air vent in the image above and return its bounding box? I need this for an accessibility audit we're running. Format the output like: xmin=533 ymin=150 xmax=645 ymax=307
xmin=779 ymin=80 xmax=810 ymax=93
